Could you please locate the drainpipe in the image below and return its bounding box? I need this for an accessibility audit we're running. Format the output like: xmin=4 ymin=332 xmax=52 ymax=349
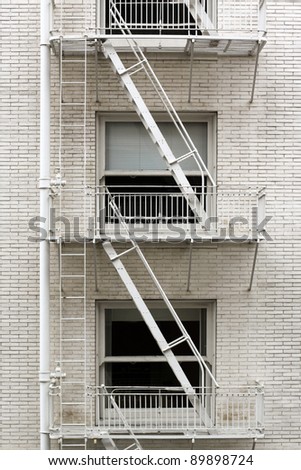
xmin=40 ymin=0 xmax=51 ymax=450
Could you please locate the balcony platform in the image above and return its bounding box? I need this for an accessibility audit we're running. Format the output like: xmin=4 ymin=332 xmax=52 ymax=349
xmin=50 ymin=34 xmax=266 ymax=58
xmin=49 ymin=425 xmax=264 ymax=441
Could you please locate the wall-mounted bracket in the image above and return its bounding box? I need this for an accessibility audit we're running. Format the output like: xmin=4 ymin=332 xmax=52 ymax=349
xmin=248 ymin=242 xmax=259 ymax=291
xmin=250 ymin=41 xmax=261 ymax=104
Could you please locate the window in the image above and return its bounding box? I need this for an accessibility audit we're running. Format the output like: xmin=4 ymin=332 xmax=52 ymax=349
xmin=96 ymin=113 xmax=216 ymax=229
xmin=97 ymin=301 xmax=215 ymax=389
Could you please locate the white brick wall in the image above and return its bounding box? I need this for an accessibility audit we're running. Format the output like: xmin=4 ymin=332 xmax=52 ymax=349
xmin=2 ymin=0 xmax=301 ymax=450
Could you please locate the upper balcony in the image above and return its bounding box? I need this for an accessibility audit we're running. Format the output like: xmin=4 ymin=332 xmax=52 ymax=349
xmin=94 ymin=184 xmax=266 ymax=242
xmin=50 ymin=0 xmax=267 ymax=56
xmin=49 ymin=184 xmax=266 ymax=243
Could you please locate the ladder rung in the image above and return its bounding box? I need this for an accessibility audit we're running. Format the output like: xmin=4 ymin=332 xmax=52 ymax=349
xmin=62 ymin=444 xmax=86 ymax=448
xmin=61 ymin=275 xmax=85 ymax=278
xmin=119 ymin=59 xmax=147 ymax=76
xmin=61 ymin=81 xmax=86 ymax=85
xmin=110 ymin=245 xmax=137 ymax=262
xmin=125 ymin=443 xmax=139 ymax=450
xmin=61 ymin=339 xmax=85 ymax=343
xmin=61 ymin=103 xmax=85 ymax=106
xmin=61 ymin=59 xmax=86 ymax=63
xmin=61 ymin=423 xmax=86 ymax=426
xmin=62 ymin=402 xmax=86 ymax=405
xmin=62 ymin=296 xmax=85 ymax=299
xmin=60 ymin=360 xmax=85 ymax=363
xmin=162 ymin=335 xmax=188 ymax=352
xmin=61 ymin=253 xmax=85 ymax=256
xmin=62 ymin=317 xmax=85 ymax=321
xmin=169 ymin=150 xmax=197 ymax=165
xmin=61 ymin=124 xmax=85 ymax=128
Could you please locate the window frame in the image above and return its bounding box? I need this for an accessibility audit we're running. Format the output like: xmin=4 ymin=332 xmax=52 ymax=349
xmin=96 ymin=112 xmax=216 ymax=183
xmin=96 ymin=300 xmax=216 ymax=391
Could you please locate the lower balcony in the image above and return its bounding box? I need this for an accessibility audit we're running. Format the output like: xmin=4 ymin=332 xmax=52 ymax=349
xmin=49 ymin=385 xmax=264 ymax=441
xmin=94 ymin=385 xmax=264 ymax=439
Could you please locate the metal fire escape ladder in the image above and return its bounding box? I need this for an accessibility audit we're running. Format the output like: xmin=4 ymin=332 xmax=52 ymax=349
xmin=102 ymin=191 xmax=219 ymax=429
xmin=56 ymin=37 xmax=88 ymax=450
xmin=102 ymin=3 xmax=216 ymax=225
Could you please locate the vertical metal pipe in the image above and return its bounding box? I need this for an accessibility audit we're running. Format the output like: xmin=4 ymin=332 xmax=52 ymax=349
xmin=40 ymin=0 xmax=51 ymax=450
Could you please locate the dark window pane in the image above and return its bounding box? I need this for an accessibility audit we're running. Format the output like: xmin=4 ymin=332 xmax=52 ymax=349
xmin=109 ymin=362 xmax=199 ymax=388
xmin=109 ymin=320 xmax=199 ymax=356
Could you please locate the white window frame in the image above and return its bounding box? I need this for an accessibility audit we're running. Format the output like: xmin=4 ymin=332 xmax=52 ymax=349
xmin=96 ymin=112 xmax=216 ymax=183
xmin=96 ymin=300 xmax=216 ymax=392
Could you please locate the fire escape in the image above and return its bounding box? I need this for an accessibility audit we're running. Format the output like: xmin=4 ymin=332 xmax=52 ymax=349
xmin=45 ymin=0 xmax=267 ymax=450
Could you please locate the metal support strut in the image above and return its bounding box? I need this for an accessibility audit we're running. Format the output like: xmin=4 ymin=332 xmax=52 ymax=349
xmin=248 ymin=242 xmax=259 ymax=291
xmin=250 ymin=41 xmax=261 ymax=104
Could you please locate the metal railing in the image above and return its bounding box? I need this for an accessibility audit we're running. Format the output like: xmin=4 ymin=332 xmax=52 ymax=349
xmin=102 ymin=0 xmax=265 ymax=35
xmin=50 ymin=1 xmax=266 ymax=37
xmin=48 ymin=185 xmax=265 ymax=241
xmin=104 ymin=0 xmax=211 ymax=33
xmin=91 ymin=385 xmax=264 ymax=435
xmin=95 ymin=185 xmax=265 ymax=240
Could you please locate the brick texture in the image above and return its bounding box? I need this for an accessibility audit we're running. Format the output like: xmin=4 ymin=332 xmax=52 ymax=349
xmin=1 ymin=0 xmax=301 ymax=450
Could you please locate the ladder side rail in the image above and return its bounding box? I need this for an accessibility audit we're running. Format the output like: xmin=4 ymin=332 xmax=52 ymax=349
xmin=107 ymin=2 xmax=216 ymax=188
xmin=83 ymin=37 xmax=88 ymax=436
xmin=59 ymin=239 xmax=63 ymax=432
xmin=106 ymin=190 xmax=218 ymax=388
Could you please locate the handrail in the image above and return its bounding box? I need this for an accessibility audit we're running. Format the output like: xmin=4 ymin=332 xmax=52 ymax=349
xmin=91 ymin=384 xmax=265 ymax=434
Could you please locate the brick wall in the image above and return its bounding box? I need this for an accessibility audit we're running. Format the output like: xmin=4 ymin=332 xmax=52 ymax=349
xmin=2 ymin=0 xmax=301 ymax=450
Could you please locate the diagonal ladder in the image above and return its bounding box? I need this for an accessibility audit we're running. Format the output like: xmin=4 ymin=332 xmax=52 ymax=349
xmin=57 ymin=37 xmax=88 ymax=449
xmin=102 ymin=190 xmax=219 ymax=428
xmin=102 ymin=2 xmax=216 ymax=225
xmin=101 ymin=385 xmax=143 ymax=450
